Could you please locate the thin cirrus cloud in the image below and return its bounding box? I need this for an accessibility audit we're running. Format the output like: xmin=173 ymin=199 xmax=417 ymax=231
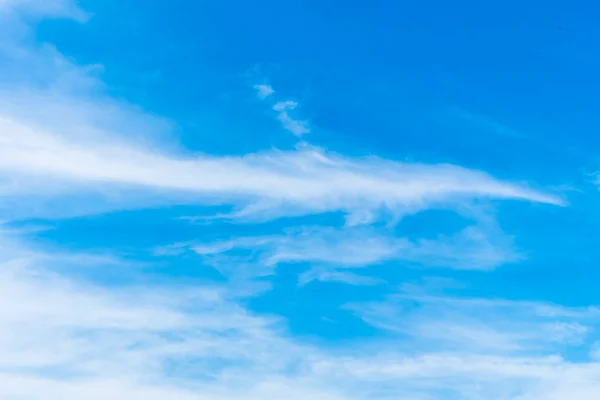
xmin=311 ymin=353 xmax=600 ymax=400
xmin=272 ymin=100 xmax=310 ymax=136
xmin=253 ymin=83 xmax=275 ymax=99
xmin=346 ymin=284 xmax=599 ymax=353
xmin=185 ymin=222 xmax=521 ymax=283
xmin=0 ymin=113 xmax=563 ymax=220
xmin=253 ymin=83 xmax=310 ymax=136
xmin=0 ymin=0 xmax=88 ymax=21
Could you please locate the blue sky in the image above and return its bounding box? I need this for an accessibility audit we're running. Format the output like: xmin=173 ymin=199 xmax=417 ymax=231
xmin=2 ymin=0 xmax=600 ymax=398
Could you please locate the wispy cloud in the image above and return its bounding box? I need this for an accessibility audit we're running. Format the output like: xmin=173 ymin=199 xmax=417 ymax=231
xmin=312 ymin=353 xmax=600 ymax=400
xmin=253 ymin=83 xmax=274 ymax=99
xmin=273 ymin=100 xmax=310 ymax=136
xmin=347 ymin=285 xmax=600 ymax=353
xmin=0 ymin=0 xmax=88 ymax=21
xmin=181 ymin=222 xmax=522 ymax=287
xmin=298 ymin=267 xmax=385 ymax=286
xmin=253 ymin=82 xmax=310 ymax=136
xmin=0 ymin=112 xmax=562 ymax=220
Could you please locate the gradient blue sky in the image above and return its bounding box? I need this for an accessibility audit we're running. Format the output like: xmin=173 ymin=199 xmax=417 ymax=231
xmin=2 ymin=0 xmax=600 ymax=399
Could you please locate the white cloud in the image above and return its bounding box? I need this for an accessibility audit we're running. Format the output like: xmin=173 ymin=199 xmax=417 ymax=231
xmin=409 ymin=222 xmax=522 ymax=270
xmin=311 ymin=353 xmax=600 ymax=400
xmin=272 ymin=100 xmax=310 ymax=136
xmin=298 ymin=267 xmax=385 ymax=286
xmin=276 ymin=110 xmax=310 ymax=136
xmin=253 ymin=84 xmax=274 ymax=99
xmin=0 ymin=0 xmax=87 ymax=21
xmin=183 ymin=222 xmax=522 ymax=285
xmin=253 ymin=85 xmax=309 ymax=135
xmin=348 ymin=287 xmax=599 ymax=354
xmin=0 ymin=115 xmax=562 ymax=220
xmin=273 ymin=100 xmax=298 ymax=111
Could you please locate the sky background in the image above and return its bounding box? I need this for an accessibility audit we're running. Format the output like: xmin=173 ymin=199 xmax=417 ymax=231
xmin=2 ymin=0 xmax=600 ymax=399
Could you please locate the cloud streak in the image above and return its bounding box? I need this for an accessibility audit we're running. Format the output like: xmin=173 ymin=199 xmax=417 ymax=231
xmin=272 ymin=100 xmax=310 ymax=136
xmin=253 ymin=82 xmax=310 ymax=136
xmin=0 ymin=113 xmax=562 ymax=220
xmin=253 ymin=84 xmax=274 ymax=99
xmin=348 ymin=285 xmax=600 ymax=354
xmin=0 ymin=0 xmax=87 ymax=22
xmin=184 ymin=222 xmax=521 ymax=285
